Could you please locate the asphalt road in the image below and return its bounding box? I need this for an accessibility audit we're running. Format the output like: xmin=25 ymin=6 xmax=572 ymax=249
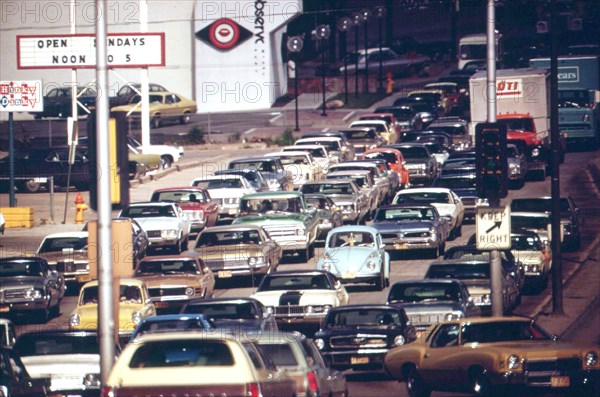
xmin=3 ymin=146 xmax=599 ymax=397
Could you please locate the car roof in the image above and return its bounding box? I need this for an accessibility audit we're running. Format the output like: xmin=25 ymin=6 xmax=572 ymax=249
xmin=396 ymin=187 xmax=452 ymax=194
xmin=241 ymin=191 xmax=302 ymax=199
xmin=41 ymin=231 xmax=88 ymax=239
xmin=139 ymin=255 xmax=199 ymax=262
xmin=296 ymin=137 xmax=342 ymax=142
xmin=230 ymin=157 xmax=280 ymax=163
xmin=327 ymin=304 xmax=403 ymax=312
xmin=184 ymin=297 xmax=261 ymax=305
xmin=153 ymin=186 xmax=208 ymax=192
xmin=192 ymin=174 xmax=244 ymax=180
xmin=266 ymin=151 xmax=310 ymax=157
xmin=326 ymin=225 xmax=379 ymax=234
xmin=285 ymin=144 xmax=327 ymax=150
xmin=390 ymin=278 xmax=463 ymax=286
xmin=82 ymin=278 xmax=144 ymax=288
xmin=127 ymin=201 xmax=176 ymax=207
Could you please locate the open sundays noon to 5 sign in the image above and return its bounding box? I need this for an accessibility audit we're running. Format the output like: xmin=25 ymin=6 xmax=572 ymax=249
xmin=17 ymin=33 xmax=165 ymax=69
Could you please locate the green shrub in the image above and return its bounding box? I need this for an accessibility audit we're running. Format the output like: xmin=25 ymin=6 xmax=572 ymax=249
xmin=186 ymin=126 xmax=205 ymax=144
xmin=275 ymin=128 xmax=296 ymax=146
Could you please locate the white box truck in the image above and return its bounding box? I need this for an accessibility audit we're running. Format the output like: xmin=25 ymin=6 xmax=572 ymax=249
xmin=469 ymin=68 xmax=564 ymax=180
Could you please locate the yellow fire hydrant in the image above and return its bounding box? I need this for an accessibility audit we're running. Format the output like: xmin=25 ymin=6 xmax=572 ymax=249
xmin=75 ymin=192 xmax=88 ymax=224
xmin=386 ymin=72 xmax=394 ymax=94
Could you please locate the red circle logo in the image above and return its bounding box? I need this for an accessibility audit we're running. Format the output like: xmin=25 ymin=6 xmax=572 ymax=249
xmin=208 ymin=19 xmax=240 ymax=50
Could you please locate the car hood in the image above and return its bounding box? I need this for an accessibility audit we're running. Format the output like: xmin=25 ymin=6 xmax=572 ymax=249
xmin=21 ymin=355 xmax=100 ymax=379
xmin=461 ymin=279 xmax=491 ymax=293
xmin=234 ymin=213 xmax=307 ymax=225
xmin=133 ymin=217 xmax=182 ymax=229
xmin=73 ymin=303 xmax=142 ymax=332
xmin=251 ymin=290 xmax=338 ymax=306
xmin=372 ymin=220 xmax=435 ymax=233
xmin=206 ymin=188 xmax=251 ymax=199
xmin=0 ymin=277 xmax=44 ymax=289
xmin=321 ymin=247 xmax=380 ymax=273
xmin=136 ymin=274 xmax=201 ymax=287
xmin=327 ymin=194 xmax=358 ymax=203
xmin=507 ymin=130 xmax=538 ymax=145
xmin=469 ymin=340 xmax=592 ymax=358
xmin=392 ymin=301 xmax=465 ymax=315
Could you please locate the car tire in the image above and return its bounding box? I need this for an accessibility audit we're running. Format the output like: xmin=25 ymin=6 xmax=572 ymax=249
xmin=151 ymin=116 xmax=161 ymax=129
xmin=19 ymin=179 xmax=43 ymax=193
xmin=160 ymin=155 xmax=173 ymax=169
xmin=180 ymin=112 xmax=191 ymax=125
xmin=375 ymin=271 xmax=385 ymax=291
xmin=50 ymin=302 xmax=60 ymax=318
xmin=36 ymin=306 xmax=50 ymax=324
xmin=406 ymin=367 xmax=431 ymax=397
xmin=470 ymin=369 xmax=497 ymax=397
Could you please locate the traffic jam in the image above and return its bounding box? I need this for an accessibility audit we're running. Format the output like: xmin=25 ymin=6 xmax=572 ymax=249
xmin=1 ymin=1 xmax=600 ymax=397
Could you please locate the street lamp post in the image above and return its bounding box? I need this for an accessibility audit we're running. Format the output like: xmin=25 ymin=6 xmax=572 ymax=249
xmin=361 ymin=9 xmax=372 ymax=94
xmin=351 ymin=12 xmax=363 ymax=98
xmin=286 ymin=36 xmax=304 ymax=131
xmin=337 ymin=17 xmax=353 ymax=105
xmin=374 ymin=6 xmax=386 ymax=92
xmin=316 ymin=24 xmax=331 ymax=117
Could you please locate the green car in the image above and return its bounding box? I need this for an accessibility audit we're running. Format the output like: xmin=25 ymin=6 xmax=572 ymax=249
xmin=233 ymin=191 xmax=320 ymax=261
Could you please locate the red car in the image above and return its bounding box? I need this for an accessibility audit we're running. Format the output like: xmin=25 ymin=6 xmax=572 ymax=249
xmin=150 ymin=187 xmax=219 ymax=237
xmin=363 ymin=148 xmax=411 ymax=189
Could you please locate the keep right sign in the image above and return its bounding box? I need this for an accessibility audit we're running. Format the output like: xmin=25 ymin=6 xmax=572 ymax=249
xmin=476 ymin=206 xmax=511 ymax=250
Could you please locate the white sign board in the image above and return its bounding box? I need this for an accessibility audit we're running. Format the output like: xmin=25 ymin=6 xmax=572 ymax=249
xmin=496 ymin=78 xmax=523 ymax=98
xmin=17 ymin=33 xmax=165 ymax=69
xmin=0 ymin=80 xmax=43 ymax=112
xmin=476 ymin=206 xmax=511 ymax=250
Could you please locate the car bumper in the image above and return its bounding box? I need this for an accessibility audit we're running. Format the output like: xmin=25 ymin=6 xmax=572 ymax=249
xmin=274 ymin=313 xmax=327 ymax=324
xmin=341 ymin=210 xmax=360 ymax=222
xmin=488 ymin=369 xmax=600 ymax=392
xmin=148 ymin=237 xmax=179 ymax=247
xmin=322 ymin=349 xmax=389 ymax=370
xmin=205 ymin=262 xmax=270 ymax=278
xmin=217 ymin=203 xmax=240 ymax=217
xmin=381 ymin=239 xmax=439 ymax=251
xmin=189 ymin=220 xmax=207 ymax=234
xmin=336 ymin=272 xmax=380 ymax=284
xmin=0 ymin=298 xmax=50 ymax=314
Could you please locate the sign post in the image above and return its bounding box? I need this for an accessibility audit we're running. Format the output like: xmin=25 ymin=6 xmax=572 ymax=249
xmin=0 ymin=80 xmax=43 ymax=207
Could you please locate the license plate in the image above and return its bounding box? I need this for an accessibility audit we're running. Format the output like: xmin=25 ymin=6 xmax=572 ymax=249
xmin=0 ymin=305 xmax=9 ymax=313
xmin=342 ymin=272 xmax=355 ymax=279
xmin=228 ymin=208 xmax=238 ymax=215
xmin=218 ymin=271 xmax=232 ymax=278
xmin=394 ymin=243 xmax=407 ymax=249
xmin=550 ymin=376 xmax=570 ymax=387
xmin=350 ymin=356 xmax=369 ymax=365
xmin=33 ymin=177 xmax=48 ymax=183
xmin=77 ymin=274 xmax=91 ymax=282
xmin=154 ymin=302 xmax=169 ymax=309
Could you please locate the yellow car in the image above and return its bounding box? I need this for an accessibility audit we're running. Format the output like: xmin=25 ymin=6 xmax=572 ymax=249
xmin=384 ymin=316 xmax=600 ymax=397
xmin=68 ymin=279 xmax=156 ymax=334
xmin=111 ymin=91 xmax=197 ymax=128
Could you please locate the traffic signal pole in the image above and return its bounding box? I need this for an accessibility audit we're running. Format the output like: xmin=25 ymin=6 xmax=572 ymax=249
xmin=486 ymin=0 xmax=503 ymax=317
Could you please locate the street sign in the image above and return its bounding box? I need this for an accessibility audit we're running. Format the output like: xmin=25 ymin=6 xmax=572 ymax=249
xmin=0 ymin=80 xmax=43 ymax=112
xmin=17 ymin=33 xmax=165 ymax=69
xmin=476 ymin=206 xmax=511 ymax=250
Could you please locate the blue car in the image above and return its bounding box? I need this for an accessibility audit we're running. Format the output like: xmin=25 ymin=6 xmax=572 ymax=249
xmin=129 ymin=314 xmax=215 ymax=342
xmin=317 ymin=225 xmax=390 ymax=290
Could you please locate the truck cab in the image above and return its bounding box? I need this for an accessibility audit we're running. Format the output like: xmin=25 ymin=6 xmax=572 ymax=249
xmin=458 ymin=32 xmax=503 ymax=70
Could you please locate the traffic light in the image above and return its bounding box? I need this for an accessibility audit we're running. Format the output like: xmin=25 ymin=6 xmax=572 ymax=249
xmin=476 ymin=122 xmax=508 ymax=199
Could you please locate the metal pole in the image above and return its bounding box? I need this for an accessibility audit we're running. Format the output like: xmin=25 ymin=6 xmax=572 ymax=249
xmin=8 ymin=112 xmax=15 ymax=207
xmin=343 ymin=32 xmax=349 ymax=104
xmin=486 ymin=0 xmax=503 ymax=318
xmin=49 ymin=176 xmax=55 ymax=224
xmin=378 ymin=19 xmax=383 ymax=92
xmin=294 ymin=63 xmax=300 ymax=131
xmin=451 ymin=0 xmax=459 ymax=61
xmin=140 ymin=0 xmax=151 ymax=146
xmin=364 ymin=21 xmax=369 ymax=94
xmin=321 ymin=44 xmax=327 ymax=117
xmin=550 ymin=0 xmax=563 ymax=315
xmin=95 ymin=0 xmax=116 ymax=383
xmin=354 ymin=27 xmax=359 ymax=98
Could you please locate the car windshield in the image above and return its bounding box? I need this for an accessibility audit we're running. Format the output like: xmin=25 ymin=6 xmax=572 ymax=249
xmin=192 ymin=179 xmax=243 ymax=189
xmin=128 ymin=340 xmax=234 ymax=368
xmin=397 ymin=147 xmax=429 ymax=159
xmin=327 ymin=231 xmax=375 ymax=248
xmin=0 ymin=260 xmax=43 ymax=277
xmin=388 ymin=282 xmax=462 ymax=303
xmin=256 ymin=343 xmax=299 ymax=367
xmin=510 ymin=198 xmax=571 ymax=214
xmin=287 ymin=147 xmax=326 ymax=158
xmin=14 ymin=334 xmax=100 ymax=356
xmin=511 ymin=216 xmax=549 ymax=230
xmin=511 ymin=235 xmax=543 ymax=251
xmin=181 ymin=302 xmax=258 ymax=319
xmin=328 ymin=174 xmax=366 ymax=188
xmin=394 ymin=192 xmax=452 ymax=205
xmin=133 ymin=318 xmax=213 ymax=338
xmin=375 ymin=107 xmax=414 ymax=119
xmin=153 ymin=190 xmax=206 ymax=203
xmin=304 ymin=196 xmax=332 ymax=210
xmin=239 ymin=197 xmax=301 ymax=214
xmin=297 ymin=141 xmax=338 ymax=151
xmin=301 ymin=183 xmax=353 ymax=195
xmin=558 ymin=90 xmax=590 ymax=107
xmin=375 ymin=207 xmax=435 ymax=221
xmin=497 ymin=118 xmax=535 ymax=132
xmin=408 ymin=92 xmax=440 ymax=103
xmin=364 ymin=151 xmax=397 ymax=164
xmin=134 ymin=259 xmax=199 ymax=276
xmin=433 ymin=177 xmax=475 ymax=189
xmin=461 ymin=321 xmax=550 ymax=344
xmin=258 ymin=274 xmax=332 ymax=291
xmin=429 ymin=126 xmax=466 ymax=135
xmin=427 ymin=263 xmax=490 ymax=280
xmin=195 ymin=230 xmax=261 ymax=247
xmin=122 ymin=205 xmax=177 ymax=218
xmin=230 ymin=161 xmax=276 ymax=172
xmin=277 ymin=155 xmax=309 ymax=166
xmin=344 ymin=130 xmax=378 ymax=140
xmin=80 ymin=285 xmax=142 ymax=305
xmin=326 ymin=309 xmax=402 ymax=328
xmin=38 ymin=237 xmax=87 ymax=253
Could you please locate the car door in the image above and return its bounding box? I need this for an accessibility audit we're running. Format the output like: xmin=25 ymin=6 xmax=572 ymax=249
xmin=243 ymin=343 xmax=289 ymax=397
xmin=419 ymin=323 xmax=462 ymax=387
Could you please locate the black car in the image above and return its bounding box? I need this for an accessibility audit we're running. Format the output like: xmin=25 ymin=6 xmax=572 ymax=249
xmin=373 ymin=105 xmax=422 ymax=132
xmin=0 ymin=147 xmax=92 ymax=193
xmin=385 ymin=143 xmax=438 ymax=186
xmin=509 ymin=196 xmax=583 ymax=251
xmin=180 ymin=297 xmax=278 ymax=333
xmin=313 ymin=304 xmax=416 ymax=371
xmin=33 ymin=86 xmax=97 ymax=119
xmin=0 ymin=346 xmax=48 ymax=397
xmin=213 ymin=168 xmax=269 ymax=192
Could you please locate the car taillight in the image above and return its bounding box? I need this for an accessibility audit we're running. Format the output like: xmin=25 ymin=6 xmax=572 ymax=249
xmin=246 ymin=383 xmax=261 ymax=397
xmin=101 ymin=387 xmax=115 ymax=397
xmin=307 ymin=371 xmax=319 ymax=394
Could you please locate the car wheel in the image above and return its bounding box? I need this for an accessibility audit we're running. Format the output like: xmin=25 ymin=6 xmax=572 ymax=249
xmin=36 ymin=306 xmax=50 ymax=324
xmin=19 ymin=179 xmax=42 ymax=193
xmin=160 ymin=155 xmax=173 ymax=169
xmin=180 ymin=112 xmax=191 ymax=125
xmin=151 ymin=116 xmax=161 ymax=129
xmin=375 ymin=271 xmax=385 ymax=291
xmin=470 ymin=368 xmax=497 ymax=397
xmin=50 ymin=301 xmax=61 ymax=318
xmin=406 ymin=367 xmax=431 ymax=397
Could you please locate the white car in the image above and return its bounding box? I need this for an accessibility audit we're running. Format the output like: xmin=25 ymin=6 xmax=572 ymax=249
xmin=294 ymin=137 xmax=345 ymax=162
xmin=282 ymin=144 xmax=337 ymax=172
xmin=393 ymin=187 xmax=465 ymax=239
xmin=328 ymin=161 xmax=390 ymax=207
xmin=119 ymin=202 xmax=191 ymax=253
xmin=190 ymin=174 xmax=255 ymax=218
xmin=251 ymin=270 xmax=350 ymax=325
xmin=266 ymin=151 xmax=323 ymax=189
xmin=349 ymin=119 xmax=394 ymax=145
xmin=128 ymin=135 xmax=183 ymax=169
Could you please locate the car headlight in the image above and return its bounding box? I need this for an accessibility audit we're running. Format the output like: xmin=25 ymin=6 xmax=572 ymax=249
xmin=315 ymin=338 xmax=325 ymax=350
xmin=322 ymin=262 xmax=331 ymax=271
xmin=394 ymin=335 xmax=406 ymax=346
xmin=429 ymin=227 xmax=438 ymax=240
xmin=185 ymin=287 xmax=195 ymax=296
xmin=25 ymin=289 xmax=44 ymax=299
xmin=312 ymin=305 xmax=332 ymax=313
xmin=482 ymin=294 xmax=491 ymax=304
xmin=585 ymin=351 xmax=598 ymax=366
xmin=132 ymin=311 xmax=142 ymax=324
xmin=83 ymin=373 xmax=101 ymax=388
xmin=531 ymin=148 xmax=540 ymax=157
xmin=248 ymin=257 xmax=265 ymax=266
xmin=444 ymin=312 xmax=464 ymax=321
xmin=508 ymin=354 xmax=520 ymax=369
xmin=367 ymin=260 xmax=377 ymax=270
xmin=509 ymin=162 xmax=519 ymax=170
xmin=69 ymin=314 xmax=80 ymax=326
xmin=161 ymin=229 xmax=178 ymax=238
xmin=296 ymin=229 xmax=305 ymax=236
xmin=476 ymin=198 xmax=489 ymax=206
xmin=265 ymin=306 xmax=274 ymax=315
xmin=306 ymin=305 xmax=313 ymax=313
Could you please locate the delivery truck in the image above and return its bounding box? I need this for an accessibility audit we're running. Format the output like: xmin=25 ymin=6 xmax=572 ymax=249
xmin=469 ymin=68 xmax=565 ymax=180
xmin=529 ymin=55 xmax=600 ymax=148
